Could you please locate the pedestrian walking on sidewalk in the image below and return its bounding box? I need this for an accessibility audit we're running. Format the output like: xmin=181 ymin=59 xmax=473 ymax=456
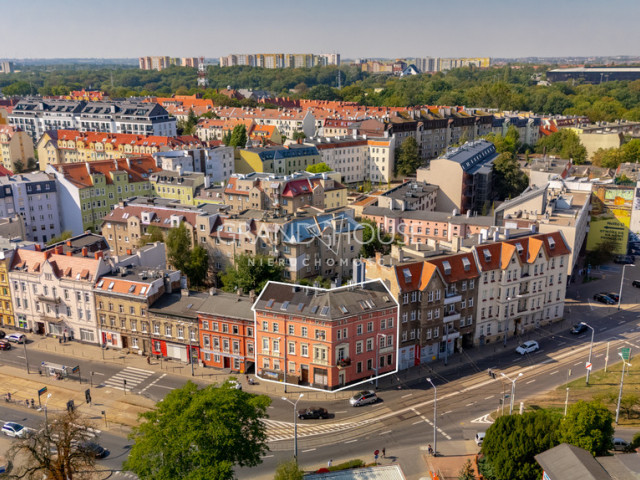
xmin=328 ymin=459 xmax=332 ymax=468
xmin=382 ymin=447 xmax=386 ymax=458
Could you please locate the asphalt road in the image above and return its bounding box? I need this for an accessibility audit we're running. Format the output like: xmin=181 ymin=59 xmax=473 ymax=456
xmin=1 ymin=268 xmax=639 ymax=479
xmin=0 ymin=404 xmax=133 ymax=473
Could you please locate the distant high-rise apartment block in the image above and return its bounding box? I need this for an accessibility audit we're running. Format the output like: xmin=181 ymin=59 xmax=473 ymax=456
xmin=414 ymin=57 xmax=491 ymax=73
xmin=0 ymin=61 xmax=13 ymax=74
xmin=139 ymin=56 xmax=201 ymax=71
xmin=219 ymin=53 xmax=340 ymax=68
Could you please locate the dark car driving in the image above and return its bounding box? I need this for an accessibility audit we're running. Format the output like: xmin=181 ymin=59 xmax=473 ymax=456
xmin=79 ymin=441 xmax=107 ymax=459
xmin=570 ymin=324 xmax=588 ymax=335
xmin=0 ymin=340 xmax=10 ymax=350
xmin=593 ymin=293 xmax=615 ymax=305
xmin=602 ymin=292 xmax=619 ymax=302
xmin=297 ymin=407 xmax=329 ymax=420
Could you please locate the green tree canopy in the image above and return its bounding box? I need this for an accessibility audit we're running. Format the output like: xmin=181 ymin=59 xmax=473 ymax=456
xmin=124 ymin=380 xmax=271 ymax=480
xmin=138 ymin=225 xmax=164 ymax=247
xmin=185 ymin=244 xmax=209 ymax=287
xmin=47 ymin=230 xmax=73 ymax=246
xmin=492 ymin=152 xmax=529 ymax=200
xmin=535 ymin=130 xmax=587 ymax=164
xmin=395 ymin=136 xmax=421 ymax=177
xmin=166 ymin=222 xmax=192 ymax=272
xmin=306 ymin=162 xmax=332 ymax=173
xmin=220 ymin=253 xmax=284 ymax=293
xmin=481 ymin=410 xmax=561 ymax=480
xmin=228 ymin=124 xmax=248 ymax=147
xmin=558 ymin=401 xmax=614 ymax=456
xmin=484 ymin=125 xmax=522 ymax=155
xmin=359 ymin=219 xmax=392 ymax=259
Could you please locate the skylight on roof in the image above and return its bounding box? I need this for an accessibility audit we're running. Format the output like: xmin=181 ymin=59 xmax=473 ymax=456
xmin=281 ymin=301 xmax=290 ymax=311
xmin=548 ymin=237 xmax=556 ymax=249
xmin=128 ymin=285 xmax=136 ymax=293
xmin=310 ymin=305 xmax=319 ymax=314
xmin=320 ymin=306 xmax=330 ymax=316
xmin=140 ymin=286 xmax=147 ymax=295
xmin=265 ymin=298 xmax=275 ymax=309
xmin=515 ymin=242 xmax=524 ymax=253
xmin=97 ymin=280 xmax=104 ymax=288
xmin=108 ymin=281 xmax=115 ymax=291
xmin=297 ymin=302 xmax=304 ymax=312
xmin=483 ymin=249 xmax=492 ymax=261
xmin=339 ymin=305 xmax=348 ymax=314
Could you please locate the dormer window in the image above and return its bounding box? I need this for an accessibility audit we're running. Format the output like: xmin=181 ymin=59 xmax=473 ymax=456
xmin=443 ymin=260 xmax=451 ymax=275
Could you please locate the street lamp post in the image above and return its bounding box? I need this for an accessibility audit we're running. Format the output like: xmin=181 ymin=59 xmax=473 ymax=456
xmin=426 ymin=378 xmax=437 ymax=456
xmin=615 ymin=353 xmax=632 ymax=424
xmin=501 ymin=372 xmax=523 ymax=414
xmin=618 ymin=264 xmax=635 ymax=310
xmin=282 ymin=393 xmax=304 ymax=460
xmin=375 ymin=333 xmax=385 ymax=388
xmin=581 ymin=322 xmax=595 ymax=385
xmin=43 ymin=393 xmax=52 ymax=434
xmin=22 ymin=339 xmax=30 ymax=374
xmin=443 ymin=324 xmax=449 ymax=366
xmin=188 ymin=325 xmax=195 ymax=377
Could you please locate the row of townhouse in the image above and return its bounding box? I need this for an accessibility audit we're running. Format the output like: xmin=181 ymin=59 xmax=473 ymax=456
xmin=195 ymin=118 xmax=283 ymax=145
xmin=36 ymin=129 xmax=204 ymax=171
xmin=211 ymin=171 xmax=348 ymax=214
xmin=1 ymin=233 xmax=398 ymax=391
xmin=365 ymin=231 xmax=571 ymax=370
xmin=9 ymin=98 xmax=177 ymax=143
xmin=101 ymin=197 xmax=363 ymax=282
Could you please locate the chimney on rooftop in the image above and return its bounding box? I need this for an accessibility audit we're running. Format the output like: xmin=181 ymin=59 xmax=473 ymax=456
xmin=94 ymin=251 xmax=104 ymax=260
xmin=249 ymin=289 xmax=256 ymax=304
xmin=81 ymin=247 xmax=88 ymax=257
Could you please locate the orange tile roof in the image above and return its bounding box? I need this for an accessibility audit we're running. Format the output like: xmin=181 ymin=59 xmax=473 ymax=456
xmin=95 ymin=276 xmax=155 ymax=296
xmin=50 ymin=157 xmax=161 ymax=189
xmin=11 ymin=249 xmax=101 ymax=282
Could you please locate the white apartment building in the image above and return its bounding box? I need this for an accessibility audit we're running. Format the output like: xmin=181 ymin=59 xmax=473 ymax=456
xmin=153 ymin=146 xmax=235 ymax=184
xmin=304 ymin=135 xmax=395 ymax=183
xmin=0 ymin=173 xmax=62 ymax=244
xmin=9 ymin=99 xmax=176 ymax=142
xmin=472 ymin=232 xmax=570 ymax=346
xmin=9 ymin=247 xmax=111 ymax=342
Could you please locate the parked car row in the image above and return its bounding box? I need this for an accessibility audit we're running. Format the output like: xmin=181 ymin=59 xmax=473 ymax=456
xmin=593 ymin=293 xmax=616 ymax=305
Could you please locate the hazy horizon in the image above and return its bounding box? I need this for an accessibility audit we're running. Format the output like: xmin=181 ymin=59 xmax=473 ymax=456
xmin=2 ymin=0 xmax=638 ymax=59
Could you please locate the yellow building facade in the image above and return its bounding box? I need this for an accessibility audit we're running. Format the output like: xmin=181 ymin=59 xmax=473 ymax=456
xmin=0 ymin=251 xmax=15 ymax=328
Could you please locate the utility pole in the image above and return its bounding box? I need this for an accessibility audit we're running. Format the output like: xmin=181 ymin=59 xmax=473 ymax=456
xmin=615 ymin=353 xmax=632 ymax=424
xmin=427 ymin=378 xmax=437 ymax=457
xmin=23 ymin=340 xmax=30 ymax=374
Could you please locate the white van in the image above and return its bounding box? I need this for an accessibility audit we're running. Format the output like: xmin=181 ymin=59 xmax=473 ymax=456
xmin=475 ymin=432 xmax=486 ymax=446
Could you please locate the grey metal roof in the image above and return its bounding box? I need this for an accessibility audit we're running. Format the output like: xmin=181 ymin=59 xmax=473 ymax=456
xmin=197 ymin=290 xmax=254 ymax=320
xmin=439 ymin=139 xmax=498 ymax=174
xmin=535 ymin=444 xmax=612 ymax=480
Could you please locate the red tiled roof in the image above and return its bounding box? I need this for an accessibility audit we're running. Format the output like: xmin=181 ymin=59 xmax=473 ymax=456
xmin=427 ymin=252 xmax=479 ymax=283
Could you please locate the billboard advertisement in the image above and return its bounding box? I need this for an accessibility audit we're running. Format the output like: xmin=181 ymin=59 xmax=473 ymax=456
xmin=586 ymin=186 xmax=633 ymax=254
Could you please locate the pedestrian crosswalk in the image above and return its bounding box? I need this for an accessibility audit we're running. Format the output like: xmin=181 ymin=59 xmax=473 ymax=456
xmin=103 ymin=367 xmax=155 ymax=391
xmin=263 ymin=417 xmax=377 ymax=441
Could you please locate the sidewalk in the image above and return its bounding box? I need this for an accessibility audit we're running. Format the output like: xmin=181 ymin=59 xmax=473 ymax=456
xmin=1 ymin=363 xmax=153 ymax=436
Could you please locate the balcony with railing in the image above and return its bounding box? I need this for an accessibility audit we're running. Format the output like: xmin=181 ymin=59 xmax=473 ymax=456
xmin=37 ymin=294 xmax=61 ymax=304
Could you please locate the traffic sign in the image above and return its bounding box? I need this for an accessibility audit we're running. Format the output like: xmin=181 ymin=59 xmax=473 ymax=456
xmin=586 ymin=362 xmax=592 ymax=371
xmin=37 ymin=386 xmax=47 ymax=396
xmin=620 ymin=348 xmax=631 ymax=361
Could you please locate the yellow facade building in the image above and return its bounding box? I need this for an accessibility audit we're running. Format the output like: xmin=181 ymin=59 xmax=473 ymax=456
xmin=0 ymin=250 xmax=15 ymax=328
xmin=150 ymin=171 xmax=205 ymax=205
xmin=0 ymin=126 xmax=35 ymax=172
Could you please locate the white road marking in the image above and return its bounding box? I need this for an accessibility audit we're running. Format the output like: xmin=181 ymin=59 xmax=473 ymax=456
xmin=549 ymin=371 xmax=559 ymax=375
xmin=262 ymin=455 xmax=274 ymax=458
xmin=401 ymin=393 xmax=413 ymax=398
xmin=139 ymin=373 xmax=167 ymax=394
xmin=334 ymin=411 xmax=347 ymax=414
xmin=379 ymin=430 xmax=392 ymax=435
xmin=412 ymin=420 xmax=424 ymax=425
xmin=619 ymin=321 xmax=625 ymax=325
xmin=574 ymin=362 xmax=582 ymax=366
xmin=595 ymin=354 xmax=604 ymax=358
xmin=466 ymin=402 xmax=475 ymax=406
xmin=484 ymin=395 xmax=494 ymax=400
xmin=526 ymin=379 xmax=536 ymax=384
xmin=444 ymin=410 xmax=452 ymax=414
xmin=302 ymin=448 xmax=316 ymax=453
xmin=344 ymin=439 xmax=358 ymax=444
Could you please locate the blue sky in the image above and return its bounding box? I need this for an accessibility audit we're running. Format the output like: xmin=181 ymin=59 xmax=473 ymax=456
xmin=2 ymin=0 xmax=638 ymax=59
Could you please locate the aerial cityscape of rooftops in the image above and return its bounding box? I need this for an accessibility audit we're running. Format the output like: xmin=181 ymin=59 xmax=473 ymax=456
xmin=2 ymin=3 xmax=640 ymax=479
